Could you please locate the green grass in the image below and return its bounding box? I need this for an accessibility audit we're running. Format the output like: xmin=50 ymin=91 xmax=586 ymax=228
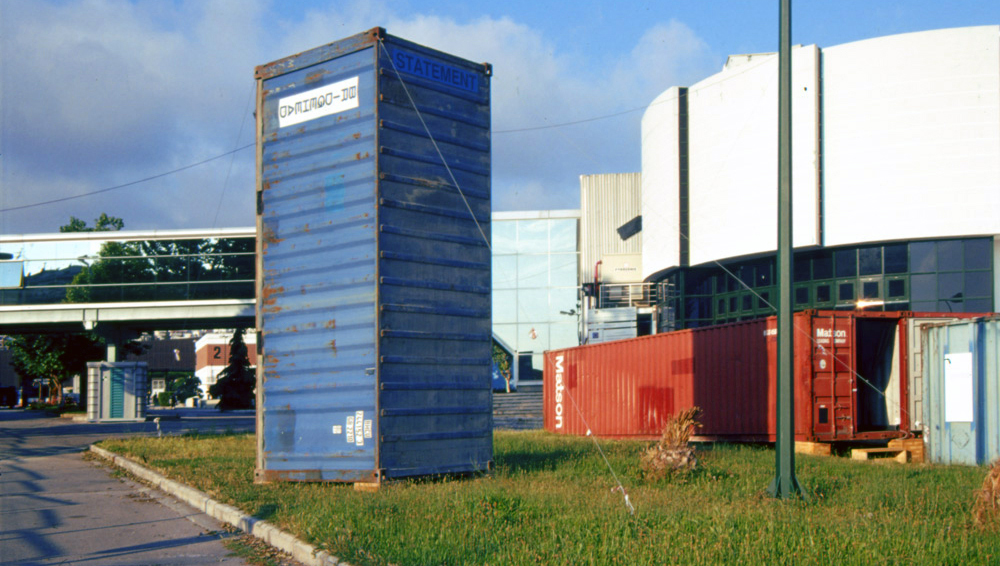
xmin=98 ymin=431 xmax=1000 ymax=565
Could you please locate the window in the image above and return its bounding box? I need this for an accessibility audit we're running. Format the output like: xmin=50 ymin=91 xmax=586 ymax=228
xmin=758 ymin=291 xmax=770 ymax=309
xmin=910 ymin=242 xmax=936 ymax=273
xmin=937 ymin=240 xmax=963 ymax=271
xmin=862 ymin=281 xmax=879 ymax=299
xmin=812 ymin=254 xmax=833 ymax=279
xmin=937 ymin=272 xmax=963 ymax=301
xmin=911 ymin=274 xmax=936 ymax=302
xmin=835 ymin=249 xmax=857 ymax=278
xmin=756 ymin=262 xmax=773 ymax=287
xmin=887 ymin=279 xmax=905 ymax=298
xmin=884 ymin=244 xmax=908 ymax=274
xmin=816 ymin=284 xmax=831 ymax=303
xmin=859 ymin=248 xmax=882 ymax=276
xmin=966 ymin=271 xmax=992 ymax=298
xmin=794 ymin=259 xmax=811 ymax=282
xmin=795 ymin=287 xmax=810 ymax=305
xmin=965 ymin=239 xmax=991 ymax=270
xmin=742 ymin=295 xmax=752 ymax=311
xmin=838 ymin=282 xmax=854 ymax=302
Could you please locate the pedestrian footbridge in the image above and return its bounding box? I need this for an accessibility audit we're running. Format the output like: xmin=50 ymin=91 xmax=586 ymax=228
xmin=0 ymin=228 xmax=256 ymax=357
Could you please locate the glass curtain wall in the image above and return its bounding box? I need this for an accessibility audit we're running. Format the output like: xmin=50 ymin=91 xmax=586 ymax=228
xmin=492 ymin=212 xmax=580 ymax=378
xmin=660 ymin=236 xmax=995 ymax=329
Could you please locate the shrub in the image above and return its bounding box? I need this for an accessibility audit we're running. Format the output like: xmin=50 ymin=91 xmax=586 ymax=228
xmin=973 ymin=459 xmax=1000 ymax=527
xmin=641 ymin=406 xmax=702 ymax=480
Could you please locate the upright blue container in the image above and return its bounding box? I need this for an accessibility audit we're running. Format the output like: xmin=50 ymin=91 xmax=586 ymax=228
xmin=254 ymin=28 xmax=493 ymax=483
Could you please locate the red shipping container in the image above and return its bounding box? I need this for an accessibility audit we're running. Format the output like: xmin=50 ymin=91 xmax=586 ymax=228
xmin=544 ymin=310 xmax=982 ymax=442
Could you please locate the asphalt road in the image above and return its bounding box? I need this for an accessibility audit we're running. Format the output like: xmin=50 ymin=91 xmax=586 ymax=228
xmin=0 ymin=407 xmax=257 ymax=565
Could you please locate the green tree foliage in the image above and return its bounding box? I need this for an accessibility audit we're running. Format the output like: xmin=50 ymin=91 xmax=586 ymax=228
xmin=59 ymin=213 xmax=125 ymax=233
xmin=209 ymin=328 xmax=255 ymax=410
xmin=168 ymin=375 xmax=203 ymax=404
xmin=8 ymin=334 xmax=105 ymax=404
xmin=66 ymin=236 xmax=254 ymax=304
xmin=4 ymin=215 xmax=127 ymax=404
xmin=492 ymin=340 xmax=513 ymax=393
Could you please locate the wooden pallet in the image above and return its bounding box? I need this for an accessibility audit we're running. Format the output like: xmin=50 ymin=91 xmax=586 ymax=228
xmin=795 ymin=441 xmax=832 ymax=456
xmin=851 ymin=447 xmax=909 ymax=463
xmin=888 ymin=438 xmax=925 ymax=464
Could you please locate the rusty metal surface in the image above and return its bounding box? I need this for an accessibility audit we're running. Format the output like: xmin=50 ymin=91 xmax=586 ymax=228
xmin=256 ymin=30 xmax=492 ymax=482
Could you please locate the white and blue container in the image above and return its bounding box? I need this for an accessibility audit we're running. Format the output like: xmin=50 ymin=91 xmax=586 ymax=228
xmin=922 ymin=316 xmax=1000 ymax=465
xmin=86 ymin=362 xmax=148 ymax=422
xmin=254 ymin=28 xmax=493 ymax=483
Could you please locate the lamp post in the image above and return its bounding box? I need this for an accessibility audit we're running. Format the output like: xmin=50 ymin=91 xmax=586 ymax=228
xmin=767 ymin=0 xmax=808 ymax=500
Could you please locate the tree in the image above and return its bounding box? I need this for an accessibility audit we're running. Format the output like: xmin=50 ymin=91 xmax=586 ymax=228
xmin=209 ymin=328 xmax=255 ymax=410
xmin=8 ymin=334 xmax=105 ymax=404
xmin=7 ymin=214 xmax=127 ymax=405
xmin=167 ymin=375 xmax=202 ymax=405
xmin=59 ymin=213 xmax=124 ymax=233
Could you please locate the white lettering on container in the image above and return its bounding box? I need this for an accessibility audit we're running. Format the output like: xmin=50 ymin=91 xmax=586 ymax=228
xmin=554 ymin=355 xmax=565 ymax=429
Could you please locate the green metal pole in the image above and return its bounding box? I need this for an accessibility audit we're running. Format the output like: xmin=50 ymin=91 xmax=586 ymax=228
xmin=768 ymin=0 xmax=807 ymax=500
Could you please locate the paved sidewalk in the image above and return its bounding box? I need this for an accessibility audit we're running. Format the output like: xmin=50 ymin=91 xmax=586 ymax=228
xmin=0 ymin=409 xmax=254 ymax=565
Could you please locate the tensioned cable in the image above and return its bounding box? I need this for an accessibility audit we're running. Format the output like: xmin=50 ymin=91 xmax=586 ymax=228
xmin=212 ymin=80 xmax=257 ymax=228
xmin=564 ymin=385 xmax=635 ymax=514
xmin=0 ymin=144 xmax=255 ymax=213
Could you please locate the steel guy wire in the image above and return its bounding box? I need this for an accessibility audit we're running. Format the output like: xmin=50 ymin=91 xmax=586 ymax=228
xmin=212 ymin=79 xmax=257 ymax=229
xmin=379 ymin=39 xmax=637 ymax=510
xmin=564 ymin=382 xmax=635 ymax=515
xmin=377 ymin=40 xmax=542 ymax=342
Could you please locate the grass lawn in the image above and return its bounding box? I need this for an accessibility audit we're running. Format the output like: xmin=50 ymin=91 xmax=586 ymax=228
xmin=98 ymin=431 xmax=1000 ymax=565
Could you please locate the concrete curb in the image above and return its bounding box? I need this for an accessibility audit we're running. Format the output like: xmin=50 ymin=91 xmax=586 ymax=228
xmin=89 ymin=445 xmax=350 ymax=566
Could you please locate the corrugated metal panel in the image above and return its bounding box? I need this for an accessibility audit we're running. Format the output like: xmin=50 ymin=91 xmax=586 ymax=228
xmin=543 ymin=310 xmax=954 ymax=442
xmin=579 ymin=173 xmax=642 ymax=283
xmin=904 ymin=315 xmax=983 ymax=433
xmin=923 ymin=317 xmax=1000 ymax=465
xmin=255 ymin=28 xmax=492 ymax=483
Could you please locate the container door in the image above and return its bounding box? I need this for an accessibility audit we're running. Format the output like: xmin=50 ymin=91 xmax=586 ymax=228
xmin=109 ymin=367 xmax=125 ymax=419
xmin=854 ymin=318 xmax=901 ymax=433
xmin=810 ymin=313 xmax=853 ymax=439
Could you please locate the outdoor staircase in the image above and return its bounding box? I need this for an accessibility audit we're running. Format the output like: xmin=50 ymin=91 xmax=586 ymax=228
xmin=492 ymin=381 xmax=543 ymax=430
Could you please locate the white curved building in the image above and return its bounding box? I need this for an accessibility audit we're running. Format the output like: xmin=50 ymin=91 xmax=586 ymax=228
xmin=640 ymin=26 xmax=999 ymax=328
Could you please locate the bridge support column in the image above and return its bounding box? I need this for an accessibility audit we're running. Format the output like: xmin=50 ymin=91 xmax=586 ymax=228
xmin=94 ymin=325 xmax=139 ymax=362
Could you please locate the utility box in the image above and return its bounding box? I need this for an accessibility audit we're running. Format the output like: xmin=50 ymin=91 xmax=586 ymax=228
xmin=255 ymin=28 xmax=493 ymax=483
xmin=86 ymin=362 xmax=148 ymax=422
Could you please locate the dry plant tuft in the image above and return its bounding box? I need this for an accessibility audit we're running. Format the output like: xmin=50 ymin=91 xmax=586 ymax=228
xmin=973 ymin=459 xmax=1000 ymax=527
xmin=641 ymin=407 xmax=702 ymax=480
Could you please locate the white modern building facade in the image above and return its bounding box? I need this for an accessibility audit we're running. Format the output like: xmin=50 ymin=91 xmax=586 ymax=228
xmin=639 ymin=26 xmax=999 ymax=328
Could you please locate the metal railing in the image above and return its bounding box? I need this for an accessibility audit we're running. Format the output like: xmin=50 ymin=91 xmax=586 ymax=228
xmin=597 ymin=282 xmax=668 ymax=309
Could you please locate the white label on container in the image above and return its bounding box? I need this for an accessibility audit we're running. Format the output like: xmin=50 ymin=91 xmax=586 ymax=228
xmin=278 ymin=76 xmax=359 ymax=128
xmin=345 ymin=416 xmax=355 ymax=444
xmin=332 ymin=425 xmax=343 ymax=435
xmin=355 ymin=411 xmax=365 ymax=447
xmin=363 ymin=420 xmax=372 ymax=439
xmin=945 ymin=352 xmax=974 ymax=422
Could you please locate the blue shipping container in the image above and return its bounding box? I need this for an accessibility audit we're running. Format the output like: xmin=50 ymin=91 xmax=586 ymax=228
xmin=922 ymin=316 xmax=1000 ymax=466
xmin=255 ymin=28 xmax=493 ymax=483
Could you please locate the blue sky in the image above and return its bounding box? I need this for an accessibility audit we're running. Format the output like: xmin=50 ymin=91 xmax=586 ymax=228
xmin=1 ymin=0 xmax=997 ymax=234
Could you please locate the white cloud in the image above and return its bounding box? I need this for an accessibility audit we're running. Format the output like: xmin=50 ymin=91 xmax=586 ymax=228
xmin=0 ymin=0 xmax=715 ymax=233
